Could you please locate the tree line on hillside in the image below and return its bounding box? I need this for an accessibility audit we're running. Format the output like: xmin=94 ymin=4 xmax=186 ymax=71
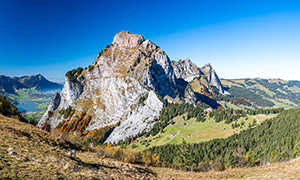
xmin=209 ymin=107 xmax=284 ymax=124
xmin=149 ymin=108 xmax=300 ymax=171
xmin=144 ymin=100 xmax=208 ymax=137
xmin=65 ymin=67 xmax=83 ymax=82
xmin=116 ymin=100 xmax=283 ymax=147
xmin=0 ymin=95 xmax=23 ymax=120
xmin=202 ymin=85 xmax=272 ymax=107
xmin=226 ymin=79 xmax=300 ymax=107
xmin=228 ymin=86 xmax=275 ymax=107
xmin=254 ymin=79 xmax=300 ymax=105
xmin=115 ymin=100 xmax=209 ymax=146
xmin=0 ymin=95 xmax=35 ymax=124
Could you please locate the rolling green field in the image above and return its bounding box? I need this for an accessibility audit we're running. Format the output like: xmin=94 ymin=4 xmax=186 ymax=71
xmin=7 ymin=87 xmax=40 ymax=101
xmin=131 ymin=113 xmax=278 ymax=151
xmin=37 ymin=102 xmax=51 ymax=109
xmin=23 ymin=102 xmax=50 ymax=124
xmin=217 ymin=100 xmax=252 ymax=110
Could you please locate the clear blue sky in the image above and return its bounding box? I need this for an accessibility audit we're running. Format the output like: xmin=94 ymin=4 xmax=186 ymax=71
xmin=0 ymin=0 xmax=300 ymax=82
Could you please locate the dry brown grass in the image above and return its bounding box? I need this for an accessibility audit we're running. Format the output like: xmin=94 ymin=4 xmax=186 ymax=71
xmin=151 ymin=157 xmax=300 ymax=179
xmin=0 ymin=115 xmax=155 ymax=179
xmin=2 ymin=114 xmax=300 ymax=179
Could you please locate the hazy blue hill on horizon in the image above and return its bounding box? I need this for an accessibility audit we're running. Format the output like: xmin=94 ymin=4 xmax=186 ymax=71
xmin=0 ymin=74 xmax=63 ymax=94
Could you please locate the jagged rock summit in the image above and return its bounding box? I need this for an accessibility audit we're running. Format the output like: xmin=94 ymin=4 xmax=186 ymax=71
xmin=172 ymin=57 xmax=202 ymax=82
xmin=200 ymin=63 xmax=225 ymax=94
xmin=38 ymin=31 xmax=226 ymax=143
xmin=112 ymin=31 xmax=144 ymax=47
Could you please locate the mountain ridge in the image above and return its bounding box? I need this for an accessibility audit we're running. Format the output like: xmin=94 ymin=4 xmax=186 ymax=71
xmin=0 ymin=74 xmax=63 ymax=95
xmin=221 ymin=78 xmax=300 ymax=109
xmin=38 ymin=31 xmax=226 ymax=143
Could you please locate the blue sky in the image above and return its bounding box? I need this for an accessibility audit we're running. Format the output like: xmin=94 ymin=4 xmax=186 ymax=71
xmin=0 ymin=0 xmax=300 ymax=82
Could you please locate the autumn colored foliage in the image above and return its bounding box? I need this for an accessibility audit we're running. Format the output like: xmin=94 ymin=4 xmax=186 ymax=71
xmin=58 ymin=111 xmax=91 ymax=135
xmin=41 ymin=123 xmax=51 ymax=132
xmin=57 ymin=110 xmax=115 ymax=145
xmin=96 ymin=144 xmax=160 ymax=166
xmin=84 ymin=125 xmax=114 ymax=145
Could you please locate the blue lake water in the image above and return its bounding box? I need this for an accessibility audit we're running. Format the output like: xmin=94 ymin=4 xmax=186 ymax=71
xmin=17 ymin=100 xmax=50 ymax=112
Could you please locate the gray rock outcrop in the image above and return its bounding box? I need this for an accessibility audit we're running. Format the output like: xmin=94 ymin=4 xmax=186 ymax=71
xmin=200 ymin=63 xmax=225 ymax=94
xmin=172 ymin=57 xmax=201 ymax=82
xmin=40 ymin=31 xmax=227 ymax=143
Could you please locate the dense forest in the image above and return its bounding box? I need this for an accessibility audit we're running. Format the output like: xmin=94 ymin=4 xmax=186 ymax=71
xmin=116 ymin=100 xmax=208 ymax=146
xmin=149 ymin=108 xmax=300 ymax=171
xmin=209 ymin=107 xmax=284 ymax=124
xmin=223 ymin=79 xmax=300 ymax=108
xmin=117 ymin=100 xmax=283 ymax=146
xmin=228 ymin=86 xmax=275 ymax=107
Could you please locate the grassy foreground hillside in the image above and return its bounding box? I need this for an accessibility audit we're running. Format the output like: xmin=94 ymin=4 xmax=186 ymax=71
xmin=152 ymin=157 xmax=300 ymax=179
xmin=1 ymin=115 xmax=300 ymax=179
xmin=0 ymin=115 xmax=155 ymax=179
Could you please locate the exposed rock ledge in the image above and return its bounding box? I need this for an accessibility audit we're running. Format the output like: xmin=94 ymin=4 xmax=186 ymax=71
xmin=112 ymin=31 xmax=144 ymax=48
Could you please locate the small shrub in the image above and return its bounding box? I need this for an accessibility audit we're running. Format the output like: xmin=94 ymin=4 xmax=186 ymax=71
xmin=88 ymin=65 xmax=94 ymax=72
xmin=116 ymin=121 xmax=121 ymax=127
xmin=65 ymin=67 xmax=83 ymax=82
xmin=211 ymin=157 xmax=225 ymax=171
xmin=42 ymin=123 xmax=51 ymax=132
xmin=197 ymin=162 xmax=211 ymax=172
xmin=63 ymin=106 xmax=72 ymax=119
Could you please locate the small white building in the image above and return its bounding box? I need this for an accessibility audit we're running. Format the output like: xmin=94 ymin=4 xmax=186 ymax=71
xmin=204 ymin=108 xmax=213 ymax=112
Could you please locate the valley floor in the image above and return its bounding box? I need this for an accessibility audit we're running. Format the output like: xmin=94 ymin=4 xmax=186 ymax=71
xmin=1 ymin=115 xmax=300 ymax=179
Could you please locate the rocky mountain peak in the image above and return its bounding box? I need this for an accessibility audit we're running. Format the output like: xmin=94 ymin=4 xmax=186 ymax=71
xmin=32 ymin=74 xmax=45 ymax=81
xmin=201 ymin=63 xmax=213 ymax=71
xmin=172 ymin=57 xmax=201 ymax=82
xmin=40 ymin=31 xmax=227 ymax=143
xmin=112 ymin=31 xmax=144 ymax=48
xmin=183 ymin=57 xmax=192 ymax=63
xmin=200 ymin=63 xmax=225 ymax=94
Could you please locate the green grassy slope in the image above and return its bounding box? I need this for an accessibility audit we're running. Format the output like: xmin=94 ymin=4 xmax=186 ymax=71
xmin=148 ymin=108 xmax=300 ymax=172
xmin=130 ymin=113 xmax=277 ymax=151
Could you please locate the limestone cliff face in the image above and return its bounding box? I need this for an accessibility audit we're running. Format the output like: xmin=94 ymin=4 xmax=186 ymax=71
xmin=37 ymin=92 xmax=61 ymax=128
xmin=40 ymin=31 xmax=227 ymax=143
xmin=105 ymin=90 xmax=163 ymax=144
xmin=59 ymin=77 xmax=84 ymax=109
xmin=200 ymin=63 xmax=225 ymax=94
xmin=172 ymin=59 xmax=226 ymax=95
xmin=40 ymin=31 xmax=177 ymax=141
xmin=172 ymin=58 xmax=202 ymax=82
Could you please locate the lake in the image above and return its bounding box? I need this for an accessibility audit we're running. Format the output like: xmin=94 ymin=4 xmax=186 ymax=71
xmin=17 ymin=100 xmax=50 ymax=112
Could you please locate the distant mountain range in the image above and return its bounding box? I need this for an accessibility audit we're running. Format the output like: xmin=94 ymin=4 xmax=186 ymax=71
xmin=0 ymin=74 xmax=63 ymax=94
xmin=221 ymin=78 xmax=300 ymax=109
